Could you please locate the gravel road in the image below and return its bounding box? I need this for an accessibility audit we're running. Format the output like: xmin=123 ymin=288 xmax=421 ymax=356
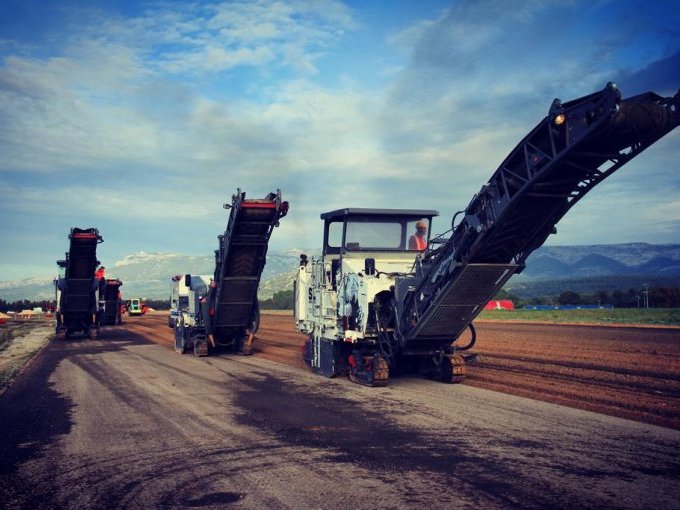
xmin=0 ymin=321 xmax=54 ymax=389
xmin=1 ymin=315 xmax=679 ymax=509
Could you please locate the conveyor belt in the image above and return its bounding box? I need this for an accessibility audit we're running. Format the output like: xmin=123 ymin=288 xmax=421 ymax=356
xmin=57 ymin=227 xmax=103 ymax=335
xmin=210 ymin=191 xmax=288 ymax=346
xmin=403 ymin=84 xmax=680 ymax=346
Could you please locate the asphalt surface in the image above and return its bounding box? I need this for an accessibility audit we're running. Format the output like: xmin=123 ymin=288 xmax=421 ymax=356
xmin=1 ymin=321 xmax=679 ymax=509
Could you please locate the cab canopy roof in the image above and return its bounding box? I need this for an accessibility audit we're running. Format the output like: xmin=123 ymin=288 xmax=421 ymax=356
xmin=320 ymin=208 xmax=439 ymax=221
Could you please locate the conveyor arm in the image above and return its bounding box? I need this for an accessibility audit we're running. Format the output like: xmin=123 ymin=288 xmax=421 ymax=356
xmin=400 ymin=83 xmax=680 ymax=346
xmin=208 ymin=189 xmax=288 ymax=348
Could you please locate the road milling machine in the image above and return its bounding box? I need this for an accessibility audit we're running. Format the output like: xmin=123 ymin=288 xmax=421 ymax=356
xmin=55 ymin=228 xmax=104 ymax=338
xmin=175 ymin=189 xmax=289 ymax=356
xmin=101 ymin=278 xmax=124 ymax=326
xmin=295 ymin=83 xmax=680 ymax=386
xmin=127 ymin=298 xmax=146 ymax=316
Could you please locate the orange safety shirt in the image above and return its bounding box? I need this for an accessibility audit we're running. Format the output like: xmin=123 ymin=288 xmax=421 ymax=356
xmin=409 ymin=234 xmax=427 ymax=251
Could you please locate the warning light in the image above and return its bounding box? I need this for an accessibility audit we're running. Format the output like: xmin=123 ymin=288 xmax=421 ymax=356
xmin=554 ymin=114 xmax=566 ymax=126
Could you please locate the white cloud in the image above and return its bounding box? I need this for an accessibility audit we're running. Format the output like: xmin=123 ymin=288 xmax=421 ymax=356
xmin=180 ymin=44 xmax=276 ymax=72
xmin=107 ymin=0 xmax=358 ymax=74
xmin=263 ymin=81 xmax=377 ymax=143
xmin=0 ymin=183 xmax=215 ymax=221
xmin=0 ymin=46 xmax=163 ymax=173
xmin=376 ymin=0 xmax=680 ymax=248
xmin=388 ymin=19 xmax=435 ymax=52
xmin=647 ymin=200 xmax=680 ymax=224
xmin=0 ymin=0 xmax=363 ymax=177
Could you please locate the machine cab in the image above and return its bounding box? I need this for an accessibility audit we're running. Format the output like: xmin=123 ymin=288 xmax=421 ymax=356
xmin=321 ymin=208 xmax=438 ymax=279
xmin=294 ymin=207 xmax=438 ymax=336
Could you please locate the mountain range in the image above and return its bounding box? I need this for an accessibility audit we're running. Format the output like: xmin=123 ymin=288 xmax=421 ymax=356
xmin=514 ymin=244 xmax=680 ymax=278
xmin=506 ymin=244 xmax=680 ymax=298
xmin=1 ymin=243 xmax=679 ymax=302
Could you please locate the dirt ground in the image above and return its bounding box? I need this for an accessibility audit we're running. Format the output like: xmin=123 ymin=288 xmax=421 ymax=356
xmin=129 ymin=312 xmax=680 ymax=430
xmin=0 ymin=321 xmax=54 ymax=391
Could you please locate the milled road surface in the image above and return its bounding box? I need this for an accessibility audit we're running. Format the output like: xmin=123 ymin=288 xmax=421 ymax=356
xmin=1 ymin=315 xmax=679 ymax=509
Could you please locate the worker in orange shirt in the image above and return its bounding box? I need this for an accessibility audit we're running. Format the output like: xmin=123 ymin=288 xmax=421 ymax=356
xmin=408 ymin=221 xmax=428 ymax=251
xmin=95 ymin=266 xmax=106 ymax=280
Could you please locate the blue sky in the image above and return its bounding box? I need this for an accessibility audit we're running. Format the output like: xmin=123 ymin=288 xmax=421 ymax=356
xmin=1 ymin=0 xmax=679 ymax=280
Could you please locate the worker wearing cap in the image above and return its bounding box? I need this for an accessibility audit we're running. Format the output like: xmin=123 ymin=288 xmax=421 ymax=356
xmin=409 ymin=221 xmax=428 ymax=251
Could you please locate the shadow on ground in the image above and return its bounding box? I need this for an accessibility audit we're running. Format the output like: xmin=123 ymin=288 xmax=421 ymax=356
xmin=232 ymin=374 xmax=533 ymax=506
xmin=0 ymin=327 xmax=152 ymax=508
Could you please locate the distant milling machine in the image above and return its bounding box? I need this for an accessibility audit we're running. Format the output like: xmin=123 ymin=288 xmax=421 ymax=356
xmin=55 ymin=228 xmax=124 ymax=338
xmin=173 ymin=190 xmax=289 ymax=356
xmin=294 ymin=83 xmax=680 ymax=386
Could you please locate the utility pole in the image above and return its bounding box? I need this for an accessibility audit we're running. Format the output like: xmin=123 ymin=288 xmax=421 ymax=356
xmin=643 ymin=284 xmax=649 ymax=309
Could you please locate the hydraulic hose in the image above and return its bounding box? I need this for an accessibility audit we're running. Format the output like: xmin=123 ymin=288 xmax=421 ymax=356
xmin=455 ymin=323 xmax=476 ymax=351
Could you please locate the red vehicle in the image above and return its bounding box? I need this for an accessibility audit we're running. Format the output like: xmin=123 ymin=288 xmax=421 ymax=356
xmin=484 ymin=300 xmax=515 ymax=311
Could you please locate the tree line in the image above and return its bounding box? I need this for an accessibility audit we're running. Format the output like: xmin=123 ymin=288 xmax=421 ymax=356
xmin=498 ymin=285 xmax=680 ymax=308
xmin=260 ymin=285 xmax=680 ymax=310
xmin=260 ymin=290 xmax=294 ymax=310
xmin=0 ymin=299 xmax=56 ymax=313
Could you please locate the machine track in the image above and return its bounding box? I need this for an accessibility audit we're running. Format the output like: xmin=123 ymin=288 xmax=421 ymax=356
xmin=193 ymin=336 xmax=209 ymax=357
xmin=445 ymin=354 xmax=466 ymax=383
xmin=349 ymin=354 xmax=389 ymax=387
xmin=417 ymin=353 xmax=467 ymax=383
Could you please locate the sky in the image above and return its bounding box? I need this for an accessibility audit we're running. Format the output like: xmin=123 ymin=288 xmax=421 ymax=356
xmin=1 ymin=0 xmax=679 ymax=280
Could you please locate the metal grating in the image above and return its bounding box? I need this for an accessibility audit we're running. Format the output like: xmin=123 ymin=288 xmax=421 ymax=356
xmin=225 ymin=246 xmax=265 ymax=276
xmin=68 ymin=296 xmax=91 ymax=312
xmin=235 ymin=222 xmax=273 ymax=236
xmin=217 ymin=278 xmax=259 ymax=303
xmin=415 ymin=305 xmax=478 ymax=339
xmin=213 ymin=327 xmax=241 ymax=343
xmin=214 ymin=303 xmax=253 ymax=327
xmin=67 ymin=279 xmax=93 ymax=312
xmin=409 ymin=263 xmax=519 ymax=341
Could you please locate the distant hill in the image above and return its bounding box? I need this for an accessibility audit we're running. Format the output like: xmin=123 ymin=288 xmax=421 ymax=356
xmin=507 ymin=274 xmax=680 ymax=299
xmin=506 ymin=243 xmax=680 ymax=297
xmin=0 ymin=249 xmax=305 ymax=302
xmin=1 ymin=243 xmax=679 ymax=301
xmin=515 ymin=243 xmax=680 ymax=281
